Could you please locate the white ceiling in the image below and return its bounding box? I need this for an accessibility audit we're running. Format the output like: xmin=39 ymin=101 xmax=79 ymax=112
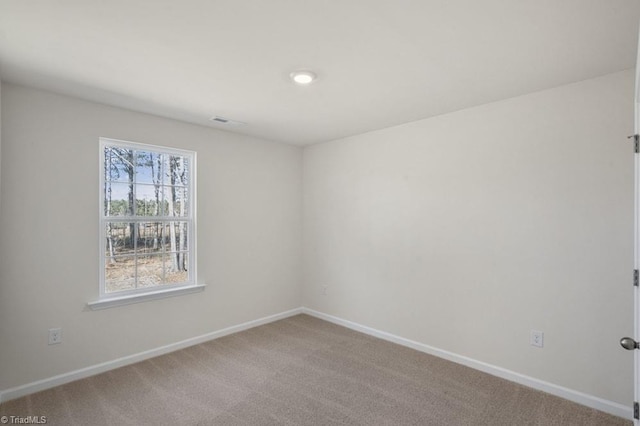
xmin=0 ymin=1 xmax=639 ymax=146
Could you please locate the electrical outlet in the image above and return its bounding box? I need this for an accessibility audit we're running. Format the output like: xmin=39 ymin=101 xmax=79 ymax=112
xmin=48 ymin=328 xmax=62 ymax=345
xmin=321 ymin=285 xmax=328 ymax=296
xmin=530 ymin=330 xmax=543 ymax=348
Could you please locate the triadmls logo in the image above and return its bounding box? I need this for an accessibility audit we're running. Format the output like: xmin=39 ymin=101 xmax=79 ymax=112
xmin=0 ymin=415 xmax=48 ymax=424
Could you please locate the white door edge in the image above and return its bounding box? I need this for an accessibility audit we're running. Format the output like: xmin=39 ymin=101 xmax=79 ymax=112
xmin=633 ymin=21 xmax=640 ymax=425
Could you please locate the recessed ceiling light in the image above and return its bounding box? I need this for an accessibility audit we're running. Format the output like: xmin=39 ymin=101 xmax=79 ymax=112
xmin=290 ymin=70 xmax=317 ymax=85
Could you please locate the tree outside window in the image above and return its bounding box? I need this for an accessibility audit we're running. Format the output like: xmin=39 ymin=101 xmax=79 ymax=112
xmin=100 ymin=138 xmax=196 ymax=297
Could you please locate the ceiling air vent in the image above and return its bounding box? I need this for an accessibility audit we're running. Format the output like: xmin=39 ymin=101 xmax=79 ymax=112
xmin=209 ymin=116 xmax=246 ymax=126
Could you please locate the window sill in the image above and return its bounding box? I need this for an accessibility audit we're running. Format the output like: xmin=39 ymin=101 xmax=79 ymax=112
xmin=87 ymin=284 xmax=206 ymax=310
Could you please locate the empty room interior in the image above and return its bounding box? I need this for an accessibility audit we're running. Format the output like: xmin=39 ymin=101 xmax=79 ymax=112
xmin=2 ymin=1 xmax=640 ymax=425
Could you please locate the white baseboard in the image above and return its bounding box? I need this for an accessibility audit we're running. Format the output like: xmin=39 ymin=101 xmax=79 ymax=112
xmin=0 ymin=307 xmax=303 ymax=404
xmin=1 ymin=306 xmax=632 ymax=420
xmin=301 ymin=307 xmax=632 ymax=420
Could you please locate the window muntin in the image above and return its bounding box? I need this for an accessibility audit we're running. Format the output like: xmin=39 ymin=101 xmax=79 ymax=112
xmin=100 ymin=138 xmax=196 ymax=298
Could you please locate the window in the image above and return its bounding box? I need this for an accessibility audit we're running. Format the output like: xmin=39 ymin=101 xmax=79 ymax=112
xmin=95 ymin=138 xmax=199 ymax=307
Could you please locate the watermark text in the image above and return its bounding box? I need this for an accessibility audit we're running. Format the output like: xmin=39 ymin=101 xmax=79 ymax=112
xmin=0 ymin=416 xmax=47 ymax=424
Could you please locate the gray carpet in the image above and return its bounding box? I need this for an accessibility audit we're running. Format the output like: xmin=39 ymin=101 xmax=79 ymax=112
xmin=0 ymin=314 xmax=630 ymax=425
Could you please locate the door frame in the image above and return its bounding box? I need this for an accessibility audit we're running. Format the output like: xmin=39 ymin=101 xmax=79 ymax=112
xmin=633 ymin=25 xmax=640 ymax=424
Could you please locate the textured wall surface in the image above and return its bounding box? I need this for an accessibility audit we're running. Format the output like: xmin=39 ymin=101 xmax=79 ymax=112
xmin=0 ymin=84 xmax=303 ymax=391
xmin=303 ymin=70 xmax=634 ymax=405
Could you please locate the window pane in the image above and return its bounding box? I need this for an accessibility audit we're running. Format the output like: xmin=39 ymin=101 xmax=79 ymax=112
xmin=105 ymin=222 xmax=136 ymax=256
xmin=162 ymin=186 xmax=188 ymax=217
xmin=164 ymin=155 xmax=189 ymax=186
xmin=176 ymin=222 xmax=189 ymax=250
xmin=105 ymin=256 xmax=136 ymax=293
xmin=104 ymin=182 xmax=133 ymax=216
xmin=104 ymin=147 xmax=134 ymax=183
xmin=137 ymin=255 xmax=164 ymax=288
xmin=136 ymin=222 xmax=165 ymax=254
xmin=176 ymin=186 xmax=189 ymax=217
xmin=165 ymin=252 xmax=188 ymax=284
xmin=161 ymin=222 xmax=189 ymax=252
xmin=101 ymin=141 xmax=194 ymax=298
xmin=136 ymin=184 xmax=161 ymax=216
xmin=135 ymin=151 xmax=163 ymax=185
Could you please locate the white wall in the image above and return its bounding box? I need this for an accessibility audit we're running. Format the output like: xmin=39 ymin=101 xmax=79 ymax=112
xmin=303 ymin=70 xmax=635 ymax=405
xmin=0 ymin=77 xmax=2 ymax=212
xmin=0 ymin=69 xmax=635 ymax=408
xmin=0 ymin=84 xmax=302 ymax=391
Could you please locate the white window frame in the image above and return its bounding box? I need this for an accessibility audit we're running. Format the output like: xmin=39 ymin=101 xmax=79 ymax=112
xmin=89 ymin=138 xmax=202 ymax=310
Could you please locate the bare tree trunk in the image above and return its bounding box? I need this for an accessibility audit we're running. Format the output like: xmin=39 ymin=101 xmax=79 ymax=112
xmin=177 ymin=157 xmax=186 ymax=271
xmin=107 ymin=228 xmax=115 ymax=259
xmin=167 ymin=156 xmax=178 ymax=271
xmin=151 ymin=153 xmax=161 ymax=250
xmin=105 ymin=152 xmax=116 ymax=264
xmin=126 ymin=150 xmax=135 ymax=249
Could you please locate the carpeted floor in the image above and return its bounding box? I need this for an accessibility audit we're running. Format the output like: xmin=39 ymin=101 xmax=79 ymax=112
xmin=0 ymin=314 xmax=631 ymax=425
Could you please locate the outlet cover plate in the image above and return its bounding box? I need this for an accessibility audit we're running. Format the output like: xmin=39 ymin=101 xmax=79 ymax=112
xmin=530 ymin=330 xmax=544 ymax=348
xmin=48 ymin=328 xmax=62 ymax=345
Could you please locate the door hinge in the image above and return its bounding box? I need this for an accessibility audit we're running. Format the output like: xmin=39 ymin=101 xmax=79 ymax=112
xmin=630 ymin=134 xmax=640 ymax=153
xmin=634 ymin=401 xmax=639 ymax=420
xmin=635 ymin=270 xmax=638 ymax=287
